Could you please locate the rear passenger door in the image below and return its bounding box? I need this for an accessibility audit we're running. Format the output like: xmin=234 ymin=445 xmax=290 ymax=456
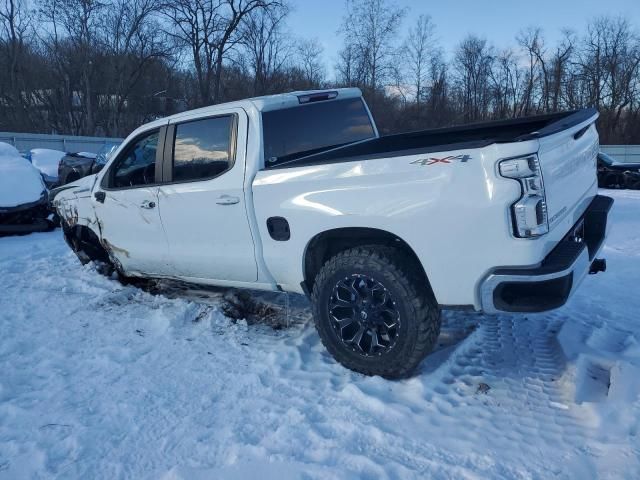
xmin=157 ymin=109 xmax=258 ymax=282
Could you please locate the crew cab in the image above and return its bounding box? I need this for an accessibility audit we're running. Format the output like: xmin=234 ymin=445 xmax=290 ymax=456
xmin=53 ymin=88 xmax=613 ymax=378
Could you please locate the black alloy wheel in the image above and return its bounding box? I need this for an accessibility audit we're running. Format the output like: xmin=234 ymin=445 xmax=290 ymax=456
xmin=328 ymin=274 xmax=401 ymax=357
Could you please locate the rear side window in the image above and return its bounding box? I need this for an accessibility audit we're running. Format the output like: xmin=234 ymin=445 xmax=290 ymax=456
xmin=172 ymin=116 xmax=234 ymax=182
xmin=262 ymin=98 xmax=375 ymax=166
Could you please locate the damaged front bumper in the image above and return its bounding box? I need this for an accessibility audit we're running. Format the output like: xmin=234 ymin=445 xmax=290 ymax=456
xmin=480 ymin=195 xmax=614 ymax=313
xmin=0 ymin=195 xmax=53 ymax=235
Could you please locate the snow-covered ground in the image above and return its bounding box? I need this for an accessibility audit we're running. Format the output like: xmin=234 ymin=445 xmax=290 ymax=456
xmin=1 ymin=190 xmax=639 ymax=479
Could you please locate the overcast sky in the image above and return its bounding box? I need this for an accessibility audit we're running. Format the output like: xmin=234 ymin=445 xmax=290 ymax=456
xmin=288 ymin=0 xmax=640 ymax=77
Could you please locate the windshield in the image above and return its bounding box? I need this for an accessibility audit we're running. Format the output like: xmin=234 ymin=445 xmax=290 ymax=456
xmin=262 ymin=97 xmax=376 ymax=167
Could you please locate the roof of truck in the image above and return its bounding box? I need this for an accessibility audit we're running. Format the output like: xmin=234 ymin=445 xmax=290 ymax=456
xmin=249 ymin=88 xmax=362 ymax=112
xmin=126 ymin=88 xmax=363 ymax=140
xmin=170 ymin=88 xmax=361 ymax=120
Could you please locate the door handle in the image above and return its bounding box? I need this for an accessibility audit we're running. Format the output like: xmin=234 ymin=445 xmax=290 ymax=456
xmin=216 ymin=195 xmax=239 ymax=205
xmin=140 ymin=200 xmax=156 ymax=209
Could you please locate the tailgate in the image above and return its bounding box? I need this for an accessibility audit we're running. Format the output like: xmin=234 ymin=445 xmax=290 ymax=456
xmin=536 ymin=109 xmax=600 ymax=231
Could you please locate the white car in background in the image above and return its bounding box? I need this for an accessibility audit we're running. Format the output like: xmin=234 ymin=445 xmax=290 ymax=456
xmin=0 ymin=143 xmax=54 ymax=235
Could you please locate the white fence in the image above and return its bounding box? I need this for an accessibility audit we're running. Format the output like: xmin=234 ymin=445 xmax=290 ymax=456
xmin=600 ymin=145 xmax=640 ymax=164
xmin=0 ymin=131 xmax=123 ymax=154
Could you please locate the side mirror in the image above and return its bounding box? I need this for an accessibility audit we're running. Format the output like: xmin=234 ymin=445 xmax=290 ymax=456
xmin=94 ymin=191 xmax=106 ymax=203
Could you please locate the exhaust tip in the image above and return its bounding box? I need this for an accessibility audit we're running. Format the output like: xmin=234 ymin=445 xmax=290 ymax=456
xmin=589 ymin=258 xmax=607 ymax=275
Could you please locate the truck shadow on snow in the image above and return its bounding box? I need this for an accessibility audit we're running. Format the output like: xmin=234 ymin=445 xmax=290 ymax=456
xmin=128 ymin=277 xmax=312 ymax=330
xmin=107 ymin=270 xmax=606 ymax=406
xmin=116 ymin=273 xmax=483 ymax=374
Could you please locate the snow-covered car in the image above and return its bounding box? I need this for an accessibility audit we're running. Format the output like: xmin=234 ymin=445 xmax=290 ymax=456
xmin=52 ymin=88 xmax=613 ymax=378
xmin=58 ymin=151 xmax=98 ymax=185
xmin=0 ymin=143 xmax=53 ymax=235
xmin=597 ymin=152 xmax=640 ymax=189
xmin=28 ymin=148 xmax=66 ymax=187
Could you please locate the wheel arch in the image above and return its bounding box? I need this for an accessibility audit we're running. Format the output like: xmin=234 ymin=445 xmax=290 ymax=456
xmin=302 ymin=227 xmax=430 ymax=296
xmin=62 ymin=222 xmax=110 ymax=265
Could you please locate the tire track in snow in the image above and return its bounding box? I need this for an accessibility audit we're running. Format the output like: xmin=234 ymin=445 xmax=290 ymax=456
xmin=2 ymin=216 xmax=640 ymax=479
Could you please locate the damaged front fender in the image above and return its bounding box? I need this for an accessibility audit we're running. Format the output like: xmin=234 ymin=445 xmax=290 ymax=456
xmin=100 ymin=237 xmax=129 ymax=274
xmin=58 ymin=202 xmax=80 ymax=227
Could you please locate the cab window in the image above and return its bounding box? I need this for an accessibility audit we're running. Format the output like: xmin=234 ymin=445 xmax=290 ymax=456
xmin=172 ymin=116 xmax=234 ymax=182
xmin=109 ymin=130 xmax=159 ymax=188
xmin=262 ymin=98 xmax=375 ymax=166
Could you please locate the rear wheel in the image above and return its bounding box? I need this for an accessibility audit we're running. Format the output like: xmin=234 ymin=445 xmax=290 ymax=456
xmin=311 ymin=246 xmax=441 ymax=379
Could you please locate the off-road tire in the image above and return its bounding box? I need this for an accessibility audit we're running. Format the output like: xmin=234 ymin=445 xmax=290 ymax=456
xmin=311 ymin=246 xmax=441 ymax=379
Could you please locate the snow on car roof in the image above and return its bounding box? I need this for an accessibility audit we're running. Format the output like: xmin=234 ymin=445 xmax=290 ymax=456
xmin=0 ymin=142 xmax=46 ymax=208
xmin=30 ymin=148 xmax=66 ymax=179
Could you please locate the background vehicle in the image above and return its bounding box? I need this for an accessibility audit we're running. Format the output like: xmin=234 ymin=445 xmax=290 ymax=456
xmin=53 ymin=89 xmax=612 ymax=378
xmin=57 ymin=143 xmax=121 ymax=184
xmin=27 ymin=148 xmax=66 ymax=187
xmin=57 ymin=151 xmax=98 ymax=185
xmin=597 ymin=151 xmax=640 ymax=189
xmin=0 ymin=143 xmax=53 ymax=235
xmin=90 ymin=143 xmax=121 ymax=175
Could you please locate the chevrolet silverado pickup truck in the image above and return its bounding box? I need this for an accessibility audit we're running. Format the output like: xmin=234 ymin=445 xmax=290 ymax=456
xmin=52 ymin=88 xmax=613 ymax=378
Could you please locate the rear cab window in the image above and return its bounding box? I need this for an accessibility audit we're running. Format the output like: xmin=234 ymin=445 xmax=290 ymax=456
xmin=171 ymin=116 xmax=235 ymax=182
xmin=262 ymin=97 xmax=376 ymax=167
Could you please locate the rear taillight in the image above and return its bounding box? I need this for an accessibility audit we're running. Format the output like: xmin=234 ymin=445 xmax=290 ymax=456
xmin=500 ymin=154 xmax=549 ymax=238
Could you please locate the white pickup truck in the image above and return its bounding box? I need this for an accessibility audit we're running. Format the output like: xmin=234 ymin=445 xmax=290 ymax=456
xmin=53 ymin=88 xmax=613 ymax=378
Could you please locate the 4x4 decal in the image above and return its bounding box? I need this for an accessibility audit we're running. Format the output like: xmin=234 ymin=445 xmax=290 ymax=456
xmin=411 ymin=154 xmax=471 ymax=166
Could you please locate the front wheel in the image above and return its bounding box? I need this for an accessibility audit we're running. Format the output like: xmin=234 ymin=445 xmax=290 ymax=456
xmin=311 ymin=246 xmax=441 ymax=379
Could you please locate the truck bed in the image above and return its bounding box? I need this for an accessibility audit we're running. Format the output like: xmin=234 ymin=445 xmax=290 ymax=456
xmin=267 ymin=108 xmax=598 ymax=169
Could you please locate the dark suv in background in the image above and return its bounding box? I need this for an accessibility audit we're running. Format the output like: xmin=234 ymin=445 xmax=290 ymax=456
xmin=58 ymin=143 xmax=120 ymax=185
xmin=597 ymin=152 xmax=640 ymax=190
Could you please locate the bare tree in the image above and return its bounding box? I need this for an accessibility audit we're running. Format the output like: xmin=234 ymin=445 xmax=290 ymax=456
xmin=237 ymin=3 xmax=290 ymax=96
xmin=165 ymin=0 xmax=280 ymax=106
xmin=454 ymin=35 xmax=494 ymax=121
xmin=38 ymin=0 xmax=106 ymax=134
xmin=516 ymin=27 xmax=545 ymax=114
xmin=489 ymin=49 xmax=521 ymax=118
xmin=424 ymin=51 xmax=451 ymax=125
xmin=101 ymin=0 xmax=171 ymax=134
xmin=548 ymin=29 xmax=575 ymax=111
xmin=403 ymin=14 xmax=437 ymax=105
xmin=576 ymin=16 xmax=640 ymax=141
xmin=335 ymin=42 xmax=366 ymax=87
xmin=0 ymin=0 xmax=36 ymax=129
xmin=339 ymin=0 xmax=406 ymax=92
xmin=2 ymin=2 xmax=640 ymax=144
xmin=296 ymin=38 xmax=325 ymax=87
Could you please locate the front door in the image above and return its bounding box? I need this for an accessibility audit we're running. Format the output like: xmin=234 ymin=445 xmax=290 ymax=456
xmin=157 ymin=109 xmax=258 ymax=282
xmin=93 ymin=127 xmax=171 ymax=276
